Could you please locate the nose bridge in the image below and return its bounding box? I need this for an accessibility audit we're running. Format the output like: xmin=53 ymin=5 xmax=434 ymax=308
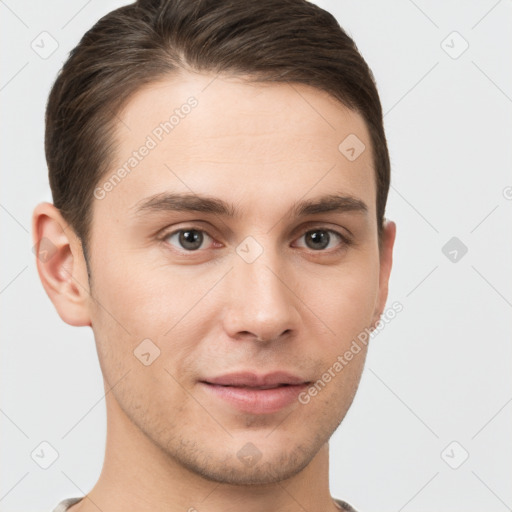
xmin=224 ymin=235 xmax=299 ymax=341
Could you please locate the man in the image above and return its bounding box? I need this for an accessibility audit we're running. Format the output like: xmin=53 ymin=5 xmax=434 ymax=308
xmin=32 ymin=0 xmax=396 ymax=510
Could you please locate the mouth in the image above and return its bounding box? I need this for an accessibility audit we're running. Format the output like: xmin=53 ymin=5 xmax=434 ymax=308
xmin=199 ymin=371 xmax=311 ymax=414
xmin=211 ymin=383 xmax=294 ymax=390
xmin=202 ymin=370 xmax=309 ymax=387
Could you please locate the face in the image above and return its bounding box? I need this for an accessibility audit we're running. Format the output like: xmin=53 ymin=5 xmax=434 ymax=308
xmin=81 ymin=72 xmax=393 ymax=484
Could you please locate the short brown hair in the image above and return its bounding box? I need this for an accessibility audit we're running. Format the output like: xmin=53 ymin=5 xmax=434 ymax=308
xmin=45 ymin=0 xmax=390 ymax=263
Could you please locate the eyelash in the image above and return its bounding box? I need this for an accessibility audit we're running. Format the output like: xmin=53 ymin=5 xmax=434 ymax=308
xmin=158 ymin=225 xmax=353 ymax=255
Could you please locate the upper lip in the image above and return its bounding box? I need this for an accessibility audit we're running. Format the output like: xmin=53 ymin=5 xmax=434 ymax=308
xmin=202 ymin=371 xmax=310 ymax=388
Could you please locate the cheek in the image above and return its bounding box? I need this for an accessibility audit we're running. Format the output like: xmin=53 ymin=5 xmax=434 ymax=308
xmin=311 ymin=254 xmax=380 ymax=338
xmin=89 ymin=254 xmax=209 ymax=378
xmin=90 ymin=255 xmax=180 ymax=333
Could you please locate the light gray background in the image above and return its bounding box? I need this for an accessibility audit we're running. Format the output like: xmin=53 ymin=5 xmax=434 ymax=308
xmin=1 ymin=1 xmax=511 ymax=511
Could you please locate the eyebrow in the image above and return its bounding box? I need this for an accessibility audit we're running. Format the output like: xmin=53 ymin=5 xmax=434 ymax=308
xmin=131 ymin=192 xmax=368 ymax=219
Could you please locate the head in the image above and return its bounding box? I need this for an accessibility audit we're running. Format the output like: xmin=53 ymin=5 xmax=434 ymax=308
xmin=33 ymin=0 xmax=395 ymax=486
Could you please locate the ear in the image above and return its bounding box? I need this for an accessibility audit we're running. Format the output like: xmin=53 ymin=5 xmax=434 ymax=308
xmin=32 ymin=202 xmax=92 ymax=327
xmin=370 ymin=219 xmax=396 ymax=329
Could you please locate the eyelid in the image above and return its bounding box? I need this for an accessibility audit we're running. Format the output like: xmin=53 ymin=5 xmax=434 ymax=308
xmin=291 ymin=222 xmax=353 ymax=242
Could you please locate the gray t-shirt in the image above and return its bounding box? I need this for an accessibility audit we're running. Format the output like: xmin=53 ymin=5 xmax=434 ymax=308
xmin=52 ymin=496 xmax=359 ymax=511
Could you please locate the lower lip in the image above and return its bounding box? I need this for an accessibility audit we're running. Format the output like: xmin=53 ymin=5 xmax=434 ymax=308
xmin=200 ymin=382 xmax=309 ymax=414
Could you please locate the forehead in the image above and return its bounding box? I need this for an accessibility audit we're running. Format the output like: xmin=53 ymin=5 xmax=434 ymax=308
xmin=94 ymin=72 xmax=375 ymax=225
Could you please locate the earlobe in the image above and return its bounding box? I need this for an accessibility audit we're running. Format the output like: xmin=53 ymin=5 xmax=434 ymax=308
xmin=32 ymin=202 xmax=92 ymax=327
xmin=370 ymin=219 xmax=396 ymax=329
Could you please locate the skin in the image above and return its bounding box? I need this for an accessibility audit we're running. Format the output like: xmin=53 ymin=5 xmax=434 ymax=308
xmin=33 ymin=72 xmax=396 ymax=512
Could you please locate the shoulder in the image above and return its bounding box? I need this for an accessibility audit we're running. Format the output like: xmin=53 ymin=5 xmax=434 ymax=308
xmin=333 ymin=498 xmax=360 ymax=512
xmin=51 ymin=497 xmax=83 ymax=512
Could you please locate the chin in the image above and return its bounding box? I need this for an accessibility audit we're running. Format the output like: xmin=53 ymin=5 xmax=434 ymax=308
xmin=171 ymin=439 xmax=317 ymax=486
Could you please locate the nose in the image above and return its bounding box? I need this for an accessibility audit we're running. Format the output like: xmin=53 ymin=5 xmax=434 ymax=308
xmin=221 ymin=242 xmax=301 ymax=343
